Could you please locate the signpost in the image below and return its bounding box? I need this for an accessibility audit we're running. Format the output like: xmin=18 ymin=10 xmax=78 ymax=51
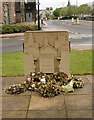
xmin=37 ymin=0 xmax=40 ymax=30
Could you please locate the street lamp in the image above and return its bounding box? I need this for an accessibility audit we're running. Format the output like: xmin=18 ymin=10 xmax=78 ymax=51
xmin=37 ymin=0 xmax=40 ymax=30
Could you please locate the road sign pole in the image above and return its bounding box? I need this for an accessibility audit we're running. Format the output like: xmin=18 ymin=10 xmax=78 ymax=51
xmin=37 ymin=0 xmax=40 ymax=30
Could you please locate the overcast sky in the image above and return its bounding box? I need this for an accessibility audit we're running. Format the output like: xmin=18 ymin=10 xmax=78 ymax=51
xmin=38 ymin=0 xmax=93 ymax=9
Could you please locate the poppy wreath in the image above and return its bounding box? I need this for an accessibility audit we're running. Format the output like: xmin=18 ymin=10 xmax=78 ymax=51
xmin=5 ymin=72 xmax=84 ymax=97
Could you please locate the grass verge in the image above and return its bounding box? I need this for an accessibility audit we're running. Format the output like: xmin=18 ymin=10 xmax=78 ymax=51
xmin=2 ymin=51 xmax=24 ymax=76
xmin=1 ymin=50 xmax=93 ymax=76
xmin=70 ymin=50 xmax=93 ymax=75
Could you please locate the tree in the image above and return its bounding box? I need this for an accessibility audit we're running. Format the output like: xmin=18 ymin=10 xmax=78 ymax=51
xmin=60 ymin=7 xmax=68 ymax=16
xmin=60 ymin=5 xmax=79 ymax=16
xmin=78 ymin=4 xmax=91 ymax=14
xmin=46 ymin=7 xmax=50 ymax=11
xmin=70 ymin=5 xmax=79 ymax=16
xmin=91 ymin=8 xmax=94 ymax=15
xmin=50 ymin=7 xmax=53 ymax=11
xmin=52 ymin=4 xmax=92 ymax=19
xmin=53 ymin=8 xmax=62 ymax=17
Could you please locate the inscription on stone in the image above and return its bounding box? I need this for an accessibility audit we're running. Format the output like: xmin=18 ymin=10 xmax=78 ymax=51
xmin=39 ymin=54 xmax=54 ymax=73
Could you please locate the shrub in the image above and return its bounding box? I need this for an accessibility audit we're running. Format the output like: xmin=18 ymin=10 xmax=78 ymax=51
xmin=28 ymin=25 xmax=38 ymax=31
xmin=2 ymin=24 xmax=14 ymax=34
xmin=0 ymin=27 xmax=2 ymax=34
xmin=2 ymin=24 xmax=39 ymax=34
xmin=13 ymin=25 xmax=29 ymax=33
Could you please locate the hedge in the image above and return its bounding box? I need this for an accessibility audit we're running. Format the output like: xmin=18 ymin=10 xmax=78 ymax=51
xmin=1 ymin=24 xmax=39 ymax=34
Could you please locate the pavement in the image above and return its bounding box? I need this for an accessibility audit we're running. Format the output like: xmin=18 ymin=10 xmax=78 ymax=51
xmin=0 ymin=33 xmax=93 ymax=119
xmin=1 ymin=75 xmax=93 ymax=119
xmin=0 ymin=33 xmax=24 ymax=38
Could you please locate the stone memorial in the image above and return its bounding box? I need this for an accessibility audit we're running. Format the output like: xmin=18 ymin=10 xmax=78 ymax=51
xmin=24 ymin=31 xmax=69 ymax=76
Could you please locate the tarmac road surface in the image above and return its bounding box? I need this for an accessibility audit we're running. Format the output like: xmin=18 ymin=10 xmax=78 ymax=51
xmin=1 ymin=20 xmax=93 ymax=53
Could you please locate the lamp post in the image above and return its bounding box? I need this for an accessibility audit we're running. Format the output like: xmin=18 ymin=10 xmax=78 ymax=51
xmin=37 ymin=0 xmax=40 ymax=30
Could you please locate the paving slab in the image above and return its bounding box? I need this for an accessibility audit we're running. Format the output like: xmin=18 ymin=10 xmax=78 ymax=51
xmin=75 ymin=75 xmax=90 ymax=84
xmin=63 ymin=75 xmax=92 ymax=95
xmin=86 ymin=75 xmax=93 ymax=85
xmin=0 ymin=97 xmax=2 ymax=111
xmin=64 ymin=95 xmax=92 ymax=110
xmin=29 ymin=92 xmax=65 ymax=111
xmin=63 ymin=83 xmax=92 ymax=95
xmin=2 ymin=90 xmax=32 ymax=97
xmin=1 ymin=77 xmax=32 ymax=96
xmin=92 ymin=97 xmax=94 ymax=107
xmin=2 ymin=96 xmax=30 ymax=111
xmin=67 ymin=110 xmax=92 ymax=118
xmin=0 ymin=33 xmax=24 ymax=38
xmin=2 ymin=77 xmax=25 ymax=89
xmin=0 ymin=111 xmax=2 ymax=119
xmin=2 ymin=110 xmax=27 ymax=118
xmin=1 ymin=76 xmax=93 ymax=119
xmin=0 ymin=77 xmax=2 ymax=96
xmin=27 ymin=110 xmax=67 ymax=118
xmin=93 ymin=110 xmax=94 ymax=118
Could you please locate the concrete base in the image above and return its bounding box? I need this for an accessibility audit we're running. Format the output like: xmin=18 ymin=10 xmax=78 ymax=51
xmin=2 ymin=75 xmax=93 ymax=118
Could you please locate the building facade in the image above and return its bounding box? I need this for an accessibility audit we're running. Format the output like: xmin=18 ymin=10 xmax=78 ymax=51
xmin=24 ymin=1 xmax=36 ymax=22
xmin=0 ymin=0 xmax=36 ymax=24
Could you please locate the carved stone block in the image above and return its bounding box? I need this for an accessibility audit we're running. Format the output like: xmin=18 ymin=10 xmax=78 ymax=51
xmin=24 ymin=31 xmax=69 ymax=75
xmin=59 ymin=51 xmax=69 ymax=74
xmin=24 ymin=53 xmax=35 ymax=76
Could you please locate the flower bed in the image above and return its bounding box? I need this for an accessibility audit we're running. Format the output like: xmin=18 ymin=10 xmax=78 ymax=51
xmin=5 ymin=72 xmax=84 ymax=98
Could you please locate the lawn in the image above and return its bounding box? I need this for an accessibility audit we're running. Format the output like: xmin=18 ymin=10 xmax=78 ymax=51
xmin=70 ymin=50 xmax=93 ymax=75
xmin=2 ymin=52 xmax=24 ymax=76
xmin=1 ymin=50 xmax=93 ymax=76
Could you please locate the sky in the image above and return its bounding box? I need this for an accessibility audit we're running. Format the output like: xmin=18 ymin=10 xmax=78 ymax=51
xmin=38 ymin=0 xmax=93 ymax=9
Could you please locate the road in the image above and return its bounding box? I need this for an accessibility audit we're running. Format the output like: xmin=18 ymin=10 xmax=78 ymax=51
xmin=1 ymin=20 xmax=93 ymax=53
xmin=43 ymin=20 xmax=92 ymax=46
xmin=44 ymin=20 xmax=92 ymax=34
xmin=1 ymin=36 xmax=24 ymax=53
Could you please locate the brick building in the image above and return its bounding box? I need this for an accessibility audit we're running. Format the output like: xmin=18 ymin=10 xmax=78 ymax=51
xmin=0 ymin=0 xmax=36 ymax=24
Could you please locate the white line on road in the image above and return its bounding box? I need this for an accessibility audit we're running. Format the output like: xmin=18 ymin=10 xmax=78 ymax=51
xmin=71 ymin=44 xmax=93 ymax=46
xmin=19 ymin=39 xmax=24 ymax=41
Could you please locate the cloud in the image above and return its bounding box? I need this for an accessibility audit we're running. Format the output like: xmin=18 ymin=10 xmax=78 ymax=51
xmin=39 ymin=0 xmax=93 ymax=9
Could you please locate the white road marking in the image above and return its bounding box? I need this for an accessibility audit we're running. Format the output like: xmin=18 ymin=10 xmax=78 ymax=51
xmin=19 ymin=39 xmax=24 ymax=41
